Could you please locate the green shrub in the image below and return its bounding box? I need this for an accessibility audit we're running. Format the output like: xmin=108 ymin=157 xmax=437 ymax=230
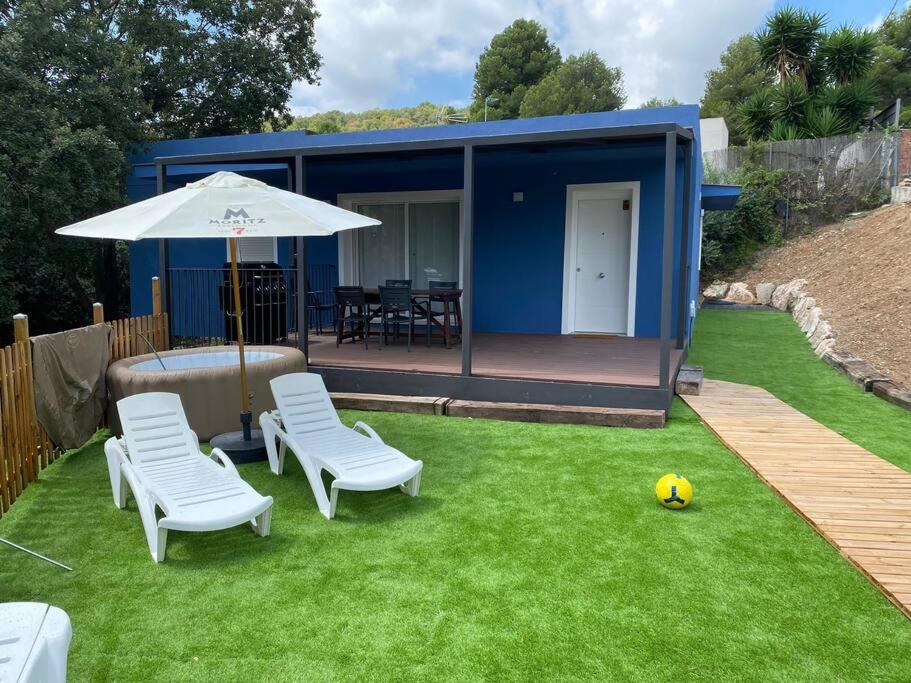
xmin=701 ymin=149 xmax=784 ymax=276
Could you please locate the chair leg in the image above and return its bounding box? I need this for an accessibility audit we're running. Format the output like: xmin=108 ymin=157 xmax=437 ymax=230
xmin=250 ymin=507 xmax=272 ymax=537
xmin=400 ymin=471 xmax=421 ymax=497
xmin=152 ymin=527 xmax=168 ymax=563
xmin=329 ymin=485 xmax=340 ymax=520
xmin=363 ymin=314 xmax=369 ymax=350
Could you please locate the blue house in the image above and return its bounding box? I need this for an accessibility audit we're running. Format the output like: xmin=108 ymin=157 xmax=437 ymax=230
xmin=127 ymin=105 xmax=736 ymax=417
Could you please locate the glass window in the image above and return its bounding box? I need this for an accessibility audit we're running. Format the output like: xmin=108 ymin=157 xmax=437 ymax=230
xmin=356 ymin=203 xmax=407 ymax=287
xmin=353 ymin=199 xmax=459 ymax=289
xmin=410 ymin=202 xmax=460 ymax=289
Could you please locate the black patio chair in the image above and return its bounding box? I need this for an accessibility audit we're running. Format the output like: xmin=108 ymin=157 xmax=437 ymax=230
xmin=306 ymin=288 xmax=336 ymax=335
xmin=334 ymin=286 xmax=371 ymax=349
xmin=427 ymin=280 xmax=460 ymax=346
xmin=378 ymin=285 xmax=430 ymax=350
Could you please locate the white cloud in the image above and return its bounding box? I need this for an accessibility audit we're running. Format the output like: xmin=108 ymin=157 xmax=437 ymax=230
xmin=291 ymin=0 xmax=773 ymax=114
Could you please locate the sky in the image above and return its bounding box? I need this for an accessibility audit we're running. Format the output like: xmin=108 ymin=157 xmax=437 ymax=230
xmin=290 ymin=0 xmax=904 ymax=116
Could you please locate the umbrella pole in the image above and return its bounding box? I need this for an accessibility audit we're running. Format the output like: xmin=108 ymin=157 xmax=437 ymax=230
xmin=228 ymin=238 xmax=252 ymax=440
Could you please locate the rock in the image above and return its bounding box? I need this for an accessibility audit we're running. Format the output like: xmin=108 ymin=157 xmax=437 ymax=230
xmin=808 ymin=319 xmax=832 ymax=349
xmin=702 ymin=280 xmax=729 ymax=299
xmin=803 ymin=308 xmax=822 ymax=337
xmin=755 ymin=283 xmax=775 ymax=305
xmin=771 ymin=278 xmax=808 ymax=311
xmin=725 ymin=282 xmax=755 ymax=304
xmin=814 ymin=337 xmax=836 ymax=357
xmin=792 ymin=296 xmax=816 ymax=328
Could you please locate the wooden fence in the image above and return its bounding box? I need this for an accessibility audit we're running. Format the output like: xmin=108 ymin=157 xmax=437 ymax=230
xmin=0 ymin=277 xmax=168 ymax=518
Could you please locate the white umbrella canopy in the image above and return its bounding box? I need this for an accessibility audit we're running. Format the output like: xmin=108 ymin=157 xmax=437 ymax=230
xmin=56 ymin=171 xmax=381 ymax=457
xmin=55 ymin=170 xmax=380 ymax=240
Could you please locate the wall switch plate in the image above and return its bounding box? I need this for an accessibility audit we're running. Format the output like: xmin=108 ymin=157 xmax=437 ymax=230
xmin=512 ymin=191 xmax=524 ymax=202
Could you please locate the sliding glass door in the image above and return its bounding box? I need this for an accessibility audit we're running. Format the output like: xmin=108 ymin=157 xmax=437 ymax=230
xmin=356 ymin=203 xmax=407 ymax=287
xmin=409 ymin=201 xmax=460 ymax=288
xmin=352 ymin=197 xmax=460 ymax=289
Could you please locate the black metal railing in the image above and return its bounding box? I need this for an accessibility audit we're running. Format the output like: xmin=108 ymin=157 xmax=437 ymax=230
xmin=167 ymin=263 xmax=337 ymax=348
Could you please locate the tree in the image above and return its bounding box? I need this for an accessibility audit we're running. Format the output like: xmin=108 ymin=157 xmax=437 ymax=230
xmin=755 ymin=6 xmax=826 ymax=86
xmin=639 ymin=97 xmax=681 ymax=108
xmin=736 ymin=9 xmax=877 ymax=141
xmin=701 ymin=35 xmax=775 ymax=145
xmin=471 ymin=19 xmax=561 ymax=121
xmin=820 ymin=26 xmax=877 ymax=86
xmin=871 ymin=6 xmax=911 ymax=112
xmin=518 ymin=52 xmax=625 ymax=118
xmin=287 ymin=103 xmax=469 ymax=134
xmin=0 ymin=0 xmax=321 ymax=341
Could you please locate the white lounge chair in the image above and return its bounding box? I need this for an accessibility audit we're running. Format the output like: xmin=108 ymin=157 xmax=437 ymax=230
xmin=104 ymin=392 xmax=274 ymax=562
xmin=259 ymin=373 xmax=423 ymax=519
xmin=0 ymin=603 xmax=72 ymax=683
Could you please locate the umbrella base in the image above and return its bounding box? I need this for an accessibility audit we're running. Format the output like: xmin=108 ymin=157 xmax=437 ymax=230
xmin=210 ymin=429 xmax=267 ymax=464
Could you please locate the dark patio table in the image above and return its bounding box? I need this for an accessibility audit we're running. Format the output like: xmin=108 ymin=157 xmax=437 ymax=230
xmin=359 ymin=287 xmax=463 ymax=349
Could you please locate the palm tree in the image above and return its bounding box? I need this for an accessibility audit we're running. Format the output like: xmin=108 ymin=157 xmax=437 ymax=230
xmin=818 ymin=26 xmax=878 ymax=86
xmin=755 ymin=6 xmax=826 ymax=86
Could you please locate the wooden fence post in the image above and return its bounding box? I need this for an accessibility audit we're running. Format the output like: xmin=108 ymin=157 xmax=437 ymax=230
xmin=12 ymin=313 xmax=37 ymax=482
xmin=152 ymin=277 xmax=161 ymax=316
xmin=151 ymin=276 xmax=169 ymax=350
xmin=93 ymin=302 xmax=104 ymax=325
xmin=13 ymin=313 xmax=27 ymax=344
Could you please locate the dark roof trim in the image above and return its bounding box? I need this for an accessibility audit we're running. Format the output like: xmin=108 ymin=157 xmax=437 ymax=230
xmin=154 ymin=123 xmax=693 ymax=167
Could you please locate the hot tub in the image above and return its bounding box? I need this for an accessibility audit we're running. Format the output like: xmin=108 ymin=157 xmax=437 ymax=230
xmin=107 ymin=345 xmax=307 ymax=440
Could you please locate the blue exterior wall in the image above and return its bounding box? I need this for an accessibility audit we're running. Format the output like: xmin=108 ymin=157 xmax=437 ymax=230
xmin=128 ymin=106 xmax=703 ymax=341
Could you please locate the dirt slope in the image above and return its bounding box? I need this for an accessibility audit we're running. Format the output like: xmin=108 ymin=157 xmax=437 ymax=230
xmin=737 ymin=204 xmax=911 ymax=387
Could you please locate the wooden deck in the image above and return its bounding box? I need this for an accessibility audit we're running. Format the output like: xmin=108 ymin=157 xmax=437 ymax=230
xmin=682 ymin=379 xmax=911 ymax=619
xmin=308 ymin=333 xmax=683 ymax=387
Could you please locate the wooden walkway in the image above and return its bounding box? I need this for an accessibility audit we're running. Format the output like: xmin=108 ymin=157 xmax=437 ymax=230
xmin=682 ymin=379 xmax=911 ymax=619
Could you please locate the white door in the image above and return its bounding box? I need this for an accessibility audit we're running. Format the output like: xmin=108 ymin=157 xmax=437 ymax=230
xmin=571 ymin=192 xmax=633 ymax=334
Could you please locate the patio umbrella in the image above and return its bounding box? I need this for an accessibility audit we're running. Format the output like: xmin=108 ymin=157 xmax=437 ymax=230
xmin=56 ymin=171 xmax=380 ymax=457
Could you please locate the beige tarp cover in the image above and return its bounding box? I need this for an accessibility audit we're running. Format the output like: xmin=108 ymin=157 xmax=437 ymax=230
xmin=31 ymin=323 xmax=112 ymax=449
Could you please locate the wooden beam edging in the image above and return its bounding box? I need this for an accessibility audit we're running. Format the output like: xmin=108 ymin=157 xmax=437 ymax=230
xmin=329 ymin=392 xmax=664 ymax=428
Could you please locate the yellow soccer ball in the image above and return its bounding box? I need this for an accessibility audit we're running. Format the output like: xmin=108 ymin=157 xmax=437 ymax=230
xmin=656 ymin=473 xmax=693 ymax=509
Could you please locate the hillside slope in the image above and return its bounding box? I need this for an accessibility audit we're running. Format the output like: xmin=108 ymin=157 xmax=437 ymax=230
xmin=737 ymin=204 xmax=911 ymax=386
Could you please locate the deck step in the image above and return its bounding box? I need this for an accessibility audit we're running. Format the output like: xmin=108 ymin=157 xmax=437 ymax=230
xmin=675 ymin=364 xmax=703 ymax=396
xmin=330 ymin=392 xmax=448 ymax=415
xmin=445 ymin=400 xmax=665 ymax=428
xmin=331 ymin=391 xmax=665 ymax=428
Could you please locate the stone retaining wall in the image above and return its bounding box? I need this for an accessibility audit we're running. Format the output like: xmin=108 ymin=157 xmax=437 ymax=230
xmin=702 ymin=279 xmax=911 ymax=412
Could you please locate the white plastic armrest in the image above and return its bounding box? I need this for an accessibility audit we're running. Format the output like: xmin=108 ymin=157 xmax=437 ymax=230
xmin=209 ymin=447 xmax=240 ymax=478
xmin=353 ymin=421 xmax=384 ymax=443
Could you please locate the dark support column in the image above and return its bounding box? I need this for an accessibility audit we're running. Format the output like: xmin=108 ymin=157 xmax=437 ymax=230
xmin=676 ymin=139 xmax=693 ymax=349
xmin=294 ymin=155 xmax=308 ymax=358
xmin=461 ymin=145 xmax=474 ymax=377
xmin=156 ymin=163 xmax=169 ymax=319
xmin=659 ymin=132 xmax=676 ymax=391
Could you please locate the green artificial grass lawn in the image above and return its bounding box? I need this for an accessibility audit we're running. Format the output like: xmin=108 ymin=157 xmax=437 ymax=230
xmin=1 ymin=309 xmax=910 ymax=680
xmin=688 ymin=308 xmax=911 ymax=472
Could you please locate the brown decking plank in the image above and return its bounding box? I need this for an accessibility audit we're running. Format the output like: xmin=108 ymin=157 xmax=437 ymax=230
xmin=682 ymin=379 xmax=911 ymax=620
xmin=308 ymin=332 xmax=681 ymax=388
